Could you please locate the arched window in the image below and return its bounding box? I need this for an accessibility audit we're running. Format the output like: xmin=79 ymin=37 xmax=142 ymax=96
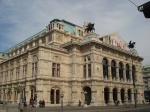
xmin=119 ymin=62 xmax=123 ymax=80
xmin=111 ymin=60 xmax=116 ymax=79
xmin=103 ymin=58 xmax=108 ymax=78
xmin=50 ymin=88 xmax=60 ymax=104
xmin=128 ymin=89 xmax=131 ymax=101
xmin=132 ymin=65 xmax=136 ymax=82
xmin=126 ymin=64 xmax=130 ymax=80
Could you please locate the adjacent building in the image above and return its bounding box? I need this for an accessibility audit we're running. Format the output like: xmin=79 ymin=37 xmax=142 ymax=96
xmin=0 ymin=19 xmax=144 ymax=106
xmin=142 ymin=65 xmax=150 ymax=102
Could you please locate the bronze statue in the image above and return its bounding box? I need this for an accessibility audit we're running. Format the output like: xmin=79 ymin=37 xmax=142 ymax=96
xmin=128 ymin=40 xmax=136 ymax=49
xmin=85 ymin=22 xmax=95 ymax=33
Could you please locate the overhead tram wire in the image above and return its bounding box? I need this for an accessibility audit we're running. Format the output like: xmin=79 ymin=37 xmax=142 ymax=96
xmin=129 ymin=0 xmax=150 ymax=18
xmin=129 ymin=0 xmax=138 ymax=7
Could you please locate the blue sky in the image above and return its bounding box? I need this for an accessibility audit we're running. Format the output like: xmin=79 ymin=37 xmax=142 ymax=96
xmin=0 ymin=0 xmax=150 ymax=65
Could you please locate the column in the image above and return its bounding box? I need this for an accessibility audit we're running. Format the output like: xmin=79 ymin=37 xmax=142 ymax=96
xmin=102 ymin=91 xmax=106 ymax=106
xmin=123 ymin=66 xmax=126 ymax=82
xmin=117 ymin=90 xmax=122 ymax=105
xmin=108 ymin=64 xmax=112 ymax=80
xmin=129 ymin=70 xmax=132 ymax=83
xmin=5 ymin=89 xmax=8 ymax=102
xmin=27 ymin=52 xmax=32 ymax=79
xmin=124 ymin=89 xmax=128 ymax=104
xmin=91 ymin=45 xmax=97 ymax=79
xmin=54 ymin=89 xmax=56 ymax=104
xmin=116 ymin=62 xmax=119 ymax=81
xmin=90 ymin=85 xmax=96 ymax=106
xmin=108 ymin=89 xmax=114 ymax=105
xmin=72 ymin=47 xmax=77 ymax=80
xmin=20 ymin=58 xmax=23 ymax=81
xmin=1 ymin=89 xmax=4 ymax=102
xmin=25 ymin=85 xmax=30 ymax=105
xmin=131 ymin=89 xmax=134 ymax=104
xmin=11 ymin=87 xmax=14 ymax=104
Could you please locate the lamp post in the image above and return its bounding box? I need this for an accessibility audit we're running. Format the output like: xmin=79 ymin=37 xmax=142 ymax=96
xmin=60 ymin=92 xmax=64 ymax=112
xmin=34 ymin=93 xmax=37 ymax=107
xmin=17 ymin=86 xmax=24 ymax=112
xmin=84 ymin=91 xmax=87 ymax=107
xmin=128 ymin=41 xmax=137 ymax=108
xmin=4 ymin=89 xmax=8 ymax=112
xmin=0 ymin=92 xmax=3 ymax=109
xmin=131 ymin=49 xmax=138 ymax=108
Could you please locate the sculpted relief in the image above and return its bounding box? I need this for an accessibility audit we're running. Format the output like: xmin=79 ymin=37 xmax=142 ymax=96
xmin=52 ymin=55 xmax=62 ymax=62
xmin=56 ymin=34 xmax=63 ymax=42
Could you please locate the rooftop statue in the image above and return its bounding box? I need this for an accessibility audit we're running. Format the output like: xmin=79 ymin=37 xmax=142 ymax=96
xmin=128 ymin=40 xmax=136 ymax=49
xmin=85 ymin=22 xmax=95 ymax=33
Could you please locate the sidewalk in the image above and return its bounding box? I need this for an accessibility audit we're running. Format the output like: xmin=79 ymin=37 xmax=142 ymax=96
xmin=0 ymin=104 xmax=150 ymax=112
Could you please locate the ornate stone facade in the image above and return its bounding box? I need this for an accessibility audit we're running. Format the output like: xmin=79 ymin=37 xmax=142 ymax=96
xmin=0 ymin=19 xmax=144 ymax=106
xmin=142 ymin=65 xmax=150 ymax=102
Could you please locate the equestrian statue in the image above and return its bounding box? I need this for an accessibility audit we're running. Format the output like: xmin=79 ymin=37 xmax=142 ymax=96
xmin=128 ymin=40 xmax=136 ymax=49
xmin=85 ymin=22 xmax=95 ymax=33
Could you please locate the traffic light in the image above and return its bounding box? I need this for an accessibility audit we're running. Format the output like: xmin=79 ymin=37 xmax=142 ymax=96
xmin=138 ymin=1 xmax=150 ymax=18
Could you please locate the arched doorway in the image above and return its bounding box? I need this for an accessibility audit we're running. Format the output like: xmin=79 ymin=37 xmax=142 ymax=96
xmin=83 ymin=86 xmax=91 ymax=105
xmin=111 ymin=60 xmax=116 ymax=79
xmin=121 ymin=88 xmax=125 ymax=103
xmin=56 ymin=90 xmax=60 ymax=104
xmin=50 ymin=89 xmax=54 ymax=104
xmin=30 ymin=86 xmax=36 ymax=100
xmin=102 ymin=58 xmax=108 ymax=78
xmin=128 ymin=89 xmax=131 ymax=101
xmin=113 ymin=88 xmax=117 ymax=103
xmin=104 ymin=87 xmax=109 ymax=104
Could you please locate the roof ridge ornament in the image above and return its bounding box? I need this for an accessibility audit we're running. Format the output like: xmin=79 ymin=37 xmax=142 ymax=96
xmin=128 ymin=40 xmax=136 ymax=49
xmin=85 ymin=22 xmax=95 ymax=33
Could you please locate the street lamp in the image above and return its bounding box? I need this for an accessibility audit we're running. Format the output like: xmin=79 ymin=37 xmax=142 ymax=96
xmin=60 ymin=92 xmax=64 ymax=112
xmin=128 ymin=41 xmax=137 ymax=108
xmin=84 ymin=91 xmax=87 ymax=107
xmin=0 ymin=92 xmax=3 ymax=109
xmin=4 ymin=89 xmax=8 ymax=112
xmin=17 ymin=86 xmax=24 ymax=112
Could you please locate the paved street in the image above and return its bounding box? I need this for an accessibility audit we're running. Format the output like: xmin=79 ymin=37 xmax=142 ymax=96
xmin=0 ymin=104 xmax=150 ymax=112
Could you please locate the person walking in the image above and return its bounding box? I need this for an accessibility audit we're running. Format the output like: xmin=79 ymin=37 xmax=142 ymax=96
xmin=42 ymin=100 xmax=45 ymax=108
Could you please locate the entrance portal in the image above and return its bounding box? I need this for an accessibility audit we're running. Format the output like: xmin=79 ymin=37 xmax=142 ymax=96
xmin=83 ymin=86 xmax=91 ymax=105
xmin=113 ymin=88 xmax=117 ymax=103
xmin=104 ymin=87 xmax=109 ymax=104
xmin=121 ymin=88 xmax=125 ymax=103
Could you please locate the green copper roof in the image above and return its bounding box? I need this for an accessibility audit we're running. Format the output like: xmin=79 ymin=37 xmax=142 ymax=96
xmin=62 ymin=21 xmax=76 ymax=34
xmin=50 ymin=19 xmax=76 ymax=34
xmin=1 ymin=19 xmax=77 ymax=55
xmin=4 ymin=29 xmax=46 ymax=53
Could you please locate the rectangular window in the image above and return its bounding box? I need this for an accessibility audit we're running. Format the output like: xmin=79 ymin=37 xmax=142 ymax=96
xmin=10 ymin=69 xmax=13 ymax=81
xmin=5 ymin=71 xmax=8 ymax=82
xmin=83 ymin=65 xmax=86 ymax=78
xmin=88 ymin=64 xmax=91 ymax=77
xmin=1 ymin=72 xmax=3 ymax=82
xmin=32 ymin=62 xmax=37 ymax=77
xmin=23 ymin=65 xmax=27 ymax=79
xmin=35 ymin=62 xmax=37 ymax=74
xmin=16 ymin=67 xmax=20 ymax=80
xmin=52 ymin=63 xmax=60 ymax=77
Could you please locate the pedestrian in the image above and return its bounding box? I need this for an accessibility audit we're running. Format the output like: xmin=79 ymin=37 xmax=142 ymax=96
xmin=117 ymin=100 xmax=119 ymax=106
xmin=39 ymin=100 xmax=42 ymax=108
xmin=23 ymin=101 xmax=27 ymax=108
xmin=42 ymin=100 xmax=45 ymax=108
xmin=79 ymin=100 xmax=81 ymax=106
xmin=31 ymin=99 xmax=34 ymax=107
